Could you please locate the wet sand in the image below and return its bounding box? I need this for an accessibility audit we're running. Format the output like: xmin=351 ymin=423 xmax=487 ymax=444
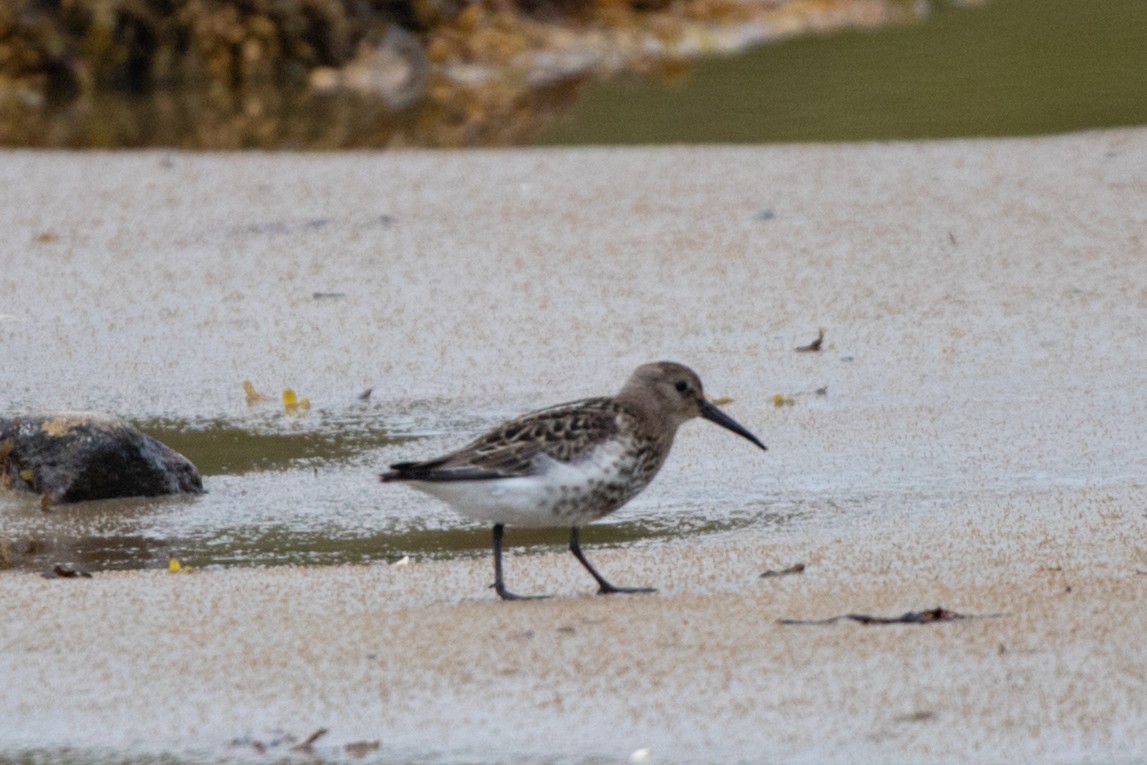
xmin=2 ymin=128 xmax=1147 ymax=762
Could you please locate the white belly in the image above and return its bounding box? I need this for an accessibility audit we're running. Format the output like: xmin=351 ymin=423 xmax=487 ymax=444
xmin=402 ymin=440 xmax=644 ymax=527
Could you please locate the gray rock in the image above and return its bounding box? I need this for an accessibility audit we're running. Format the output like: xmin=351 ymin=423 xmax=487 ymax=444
xmin=0 ymin=413 xmax=203 ymax=503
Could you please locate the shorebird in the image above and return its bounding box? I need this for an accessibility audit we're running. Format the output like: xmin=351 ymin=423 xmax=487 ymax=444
xmin=380 ymin=361 xmax=766 ymax=600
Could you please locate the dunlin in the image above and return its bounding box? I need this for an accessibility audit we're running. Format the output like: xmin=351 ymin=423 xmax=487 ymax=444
xmin=381 ymin=361 xmax=766 ymax=600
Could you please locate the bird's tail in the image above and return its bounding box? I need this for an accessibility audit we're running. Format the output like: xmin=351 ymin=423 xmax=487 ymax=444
xmin=379 ymin=460 xmax=440 ymax=482
xmin=380 ymin=458 xmax=505 ymax=482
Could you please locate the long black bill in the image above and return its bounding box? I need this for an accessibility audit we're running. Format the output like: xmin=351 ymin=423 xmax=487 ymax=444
xmin=700 ymin=400 xmax=768 ymax=451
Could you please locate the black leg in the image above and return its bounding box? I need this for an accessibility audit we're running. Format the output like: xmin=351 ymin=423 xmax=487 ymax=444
xmin=491 ymin=524 xmax=547 ymax=601
xmin=569 ymin=527 xmax=656 ymax=595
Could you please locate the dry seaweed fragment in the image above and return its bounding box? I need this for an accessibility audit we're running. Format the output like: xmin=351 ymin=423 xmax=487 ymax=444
xmin=795 ymin=328 xmax=824 ymax=352
xmin=169 ymin=558 xmax=200 ymax=573
xmin=772 ymin=386 xmax=826 ymax=407
xmin=291 ymin=728 xmax=329 ymax=754
xmin=232 ymin=727 xmax=330 ymax=756
xmin=44 ymin=563 xmax=92 ymax=579
xmin=282 ymin=388 xmax=311 ymax=413
xmin=345 ymin=740 xmax=381 ymax=758
xmin=779 ymin=607 xmax=977 ymax=626
xmin=760 ymin=562 xmax=805 ymax=578
xmin=243 ymin=380 xmax=271 ymax=404
xmin=895 ymin=710 xmax=936 ymax=723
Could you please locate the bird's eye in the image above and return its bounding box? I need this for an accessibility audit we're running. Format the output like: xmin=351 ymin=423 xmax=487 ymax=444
xmin=675 ymin=380 xmax=688 ymax=393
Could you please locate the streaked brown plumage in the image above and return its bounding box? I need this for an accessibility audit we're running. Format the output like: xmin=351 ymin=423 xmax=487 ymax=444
xmin=381 ymin=361 xmax=766 ymax=600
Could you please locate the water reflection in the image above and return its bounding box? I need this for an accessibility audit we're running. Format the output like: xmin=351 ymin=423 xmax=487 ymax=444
xmin=1 ymin=464 xmax=805 ymax=574
xmin=136 ymin=416 xmax=409 ymax=475
xmin=4 ymin=80 xmax=587 ymax=149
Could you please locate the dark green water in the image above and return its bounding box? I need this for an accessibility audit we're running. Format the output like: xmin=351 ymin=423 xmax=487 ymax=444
xmin=542 ymin=0 xmax=1147 ymax=144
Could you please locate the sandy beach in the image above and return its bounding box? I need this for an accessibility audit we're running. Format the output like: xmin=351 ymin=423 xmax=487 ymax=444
xmin=2 ymin=128 xmax=1147 ymax=763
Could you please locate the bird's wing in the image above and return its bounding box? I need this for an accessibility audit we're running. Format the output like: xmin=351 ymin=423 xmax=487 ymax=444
xmin=381 ymin=398 xmax=621 ymax=482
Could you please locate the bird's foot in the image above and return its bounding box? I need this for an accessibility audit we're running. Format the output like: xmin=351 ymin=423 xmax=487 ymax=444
xmin=492 ymin=583 xmax=550 ymax=601
xmin=596 ymin=583 xmax=657 ymax=596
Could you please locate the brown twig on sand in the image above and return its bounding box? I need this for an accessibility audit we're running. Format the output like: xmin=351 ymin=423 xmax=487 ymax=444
xmin=779 ymin=607 xmax=992 ymax=626
xmin=760 ymin=563 xmax=805 ymax=578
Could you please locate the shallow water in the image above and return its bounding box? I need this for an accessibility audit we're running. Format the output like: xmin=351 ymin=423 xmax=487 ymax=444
xmin=0 ymin=402 xmax=805 ymax=573
xmin=544 ymin=0 xmax=1147 ymax=144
